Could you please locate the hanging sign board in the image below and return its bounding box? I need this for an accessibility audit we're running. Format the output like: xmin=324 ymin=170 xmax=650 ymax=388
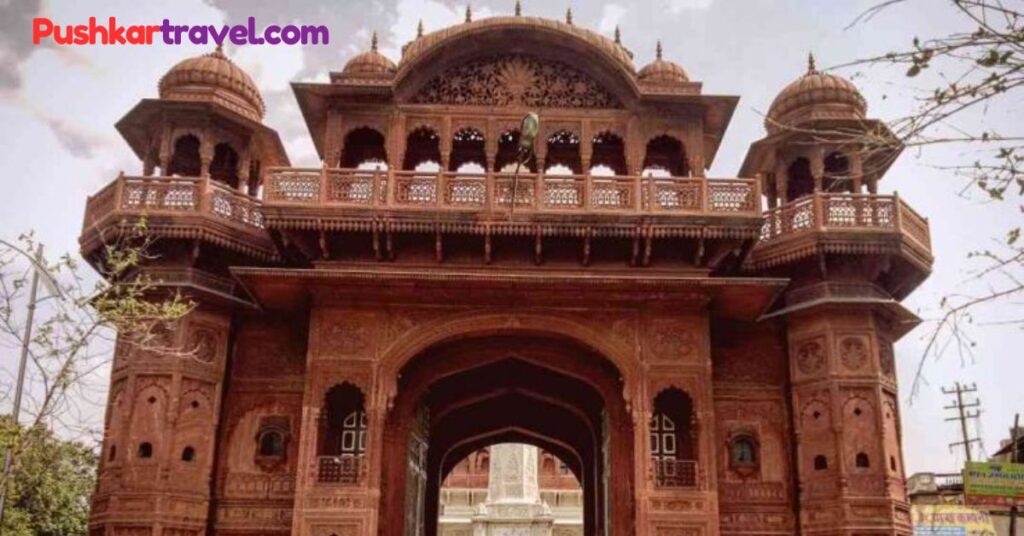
xmin=911 ymin=504 xmax=996 ymax=536
xmin=963 ymin=461 xmax=1024 ymax=508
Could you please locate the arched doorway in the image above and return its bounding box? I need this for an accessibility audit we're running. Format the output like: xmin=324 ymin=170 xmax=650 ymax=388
xmin=378 ymin=334 xmax=635 ymax=536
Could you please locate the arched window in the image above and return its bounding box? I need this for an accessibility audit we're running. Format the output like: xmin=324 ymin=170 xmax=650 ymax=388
xmin=258 ymin=429 xmax=286 ymax=458
xmin=209 ymin=142 xmax=240 ymax=188
xmin=813 ymin=454 xmax=828 ymax=471
xmin=642 ymin=135 xmax=688 ymax=177
xmin=730 ymin=437 xmax=758 ymax=466
xmin=450 ymin=127 xmax=486 ymax=172
xmin=318 ymin=383 xmax=367 ymax=483
xmin=403 ymin=126 xmax=442 ymax=171
xmin=823 ymin=152 xmax=850 ymax=193
xmin=651 ymin=388 xmax=696 ymax=487
xmin=787 ymin=157 xmax=814 ymax=200
xmin=889 ymin=456 xmax=897 ymax=472
xmin=591 ymin=131 xmax=626 ymax=176
xmin=494 ymin=130 xmax=536 ymax=173
xmin=341 ymin=127 xmax=388 ymax=168
xmin=546 ymin=130 xmax=582 ymax=175
xmin=137 ymin=442 xmax=153 ymax=459
xmin=167 ymin=135 xmax=201 ymax=177
xmin=855 ymin=452 xmax=870 ymax=468
xmin=181 ymin=446 xmax=196 ymax=462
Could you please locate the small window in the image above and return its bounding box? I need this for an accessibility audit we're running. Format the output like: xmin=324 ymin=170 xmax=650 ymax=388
xmin=258 ymin=429 xmax=286 ymax=458
xmin=181 ymin=446 xmax=196 ymax=462
xmin=889 ymin=456 xmax=897 ymax=471
xmin=813 ymin=455 xmax=828 ymax=471
xmin=138 ymin=442 xmax=153 ymax=459
xmin=731 ymin=437 xmax=758 ymax=465
xmin=108 ymin=445 xmax=117 ymax=462
xmin=855 ymin=452 xmax=870 ymax=468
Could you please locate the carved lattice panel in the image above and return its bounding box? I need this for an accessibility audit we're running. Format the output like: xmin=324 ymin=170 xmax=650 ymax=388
xmin=411 ymin=54 xmax=621 ymax=109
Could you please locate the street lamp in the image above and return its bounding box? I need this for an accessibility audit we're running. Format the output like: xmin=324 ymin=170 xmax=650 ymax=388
xmin=0 ymin=241 xmax=64 ymax=530
xmin=509 ymin=112 xmax=539 ymax=218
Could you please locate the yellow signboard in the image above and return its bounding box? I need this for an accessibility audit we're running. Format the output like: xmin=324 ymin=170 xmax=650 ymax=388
xmin=911 ymin=505 xmax=996 ymax=536
xmin=963 ymin=461 xmax=1024 ymax=507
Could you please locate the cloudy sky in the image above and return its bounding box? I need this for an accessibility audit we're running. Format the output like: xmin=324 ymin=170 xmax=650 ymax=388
xmin=0 ymin=0 xmax=1021 ymax=475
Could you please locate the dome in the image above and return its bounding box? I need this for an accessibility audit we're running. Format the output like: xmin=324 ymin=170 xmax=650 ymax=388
xmin=158 ymin=46 xmax=265 ymax=121
xmin=765 ymin=54 xmax=867 ymax=132
xmin=638 ymin=41 xmax=689 ymax=84
xmin=341 ymin=33 xmax=397 ymax=80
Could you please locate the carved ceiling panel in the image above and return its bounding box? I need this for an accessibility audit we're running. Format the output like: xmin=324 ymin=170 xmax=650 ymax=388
xmin=410 ymin=54 xmax=622 ymax=109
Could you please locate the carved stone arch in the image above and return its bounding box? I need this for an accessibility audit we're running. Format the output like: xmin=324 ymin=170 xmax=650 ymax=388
xmin=178 ymin=387 xmax=213 ymax=416
xmin=799 ymin=397 xmax=831 ymax=431
xmin=404 ymin=117 xmax=442 ymax=138
xmin=394 ymin=19 xmax=639 ymax=106
xmin=375 ymin=311 xmax=639 ymax=414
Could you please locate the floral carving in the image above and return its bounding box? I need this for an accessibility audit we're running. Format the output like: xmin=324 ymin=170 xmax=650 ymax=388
xmin=650 ymin=320 xmax=697 ymax=362
xmin=188 ymin=328 xmax=218 ymax=363
xmin=877 ymin=338 xmax=895 ymax=377
xmin=838 ymin=337 xmax=868 ymax=371
xmin=411 ymin=54 xmax=621 ymax=109
xmin=795 ymin=339 xmax=826 ymax=375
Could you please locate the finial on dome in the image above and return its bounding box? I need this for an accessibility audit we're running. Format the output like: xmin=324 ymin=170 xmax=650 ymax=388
xmin=371 ymin=31 xmax=378 ymax=52
xmin=807 ymin=52 xmax=817 ymax=73
xmin=417 ymin=19 xmax=424 ymax=38
xmin=656 ymin=40 xmax=663 ymax=60
xmin=515 ymin=0 xmax=522 ymax=16
xmin=566 ymin=6 xmax=573 ymax=25
xmin=465 ymin=4 xmax=472 ymax=22
xmin=214 ymin=42 xmax=224 ymax=54
xmin=614 ymin=25 xmax=621 ymax=45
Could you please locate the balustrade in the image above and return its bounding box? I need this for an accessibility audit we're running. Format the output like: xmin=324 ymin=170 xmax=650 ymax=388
xmin=263 ymin=167 xmax=760 ymax=217
xmin=759 ymin=192 xmax=931 ymax=253
xmin=317 ymin=454 xmax=366 ymax=484
xmin=651 ymin=458 xmax=698 ymax=488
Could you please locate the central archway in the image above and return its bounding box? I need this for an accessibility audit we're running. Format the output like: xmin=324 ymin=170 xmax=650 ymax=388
xmin=378 ymin=334 xmax=635 ymax=536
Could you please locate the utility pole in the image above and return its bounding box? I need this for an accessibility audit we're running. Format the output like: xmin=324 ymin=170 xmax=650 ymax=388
xmin=1010 ymin=413 xmax=1019 ymax=536
xmin=942 ymin=382 xmax=982 ymax=462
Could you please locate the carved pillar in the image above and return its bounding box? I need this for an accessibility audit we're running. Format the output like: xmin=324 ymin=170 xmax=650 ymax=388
xmin=324 ymin=110 xmax=344 ymax=167
xmin=849 ymin=151 xmax=864 ymax=193
xmin=688 ymin=151 xmax=706 ymax=178
xmin=390 ymin=114 xmax=406 ymax=171
xmin=810 ymin=147 xmax=825 ymax=192
xmin=237 ymin=143 xmax=251 ymax=192
xmin=580 ymin=121 xmax=593 ymax=174
xmin=89 ymin=308 xmax=232 ymax=536
xmin=774 ymin=154 xmax=788 ymax=204
xmin=785 ymin=306 xmax=911 ymax=536
xmin=199 ymin=133 xmax=214 ymax=178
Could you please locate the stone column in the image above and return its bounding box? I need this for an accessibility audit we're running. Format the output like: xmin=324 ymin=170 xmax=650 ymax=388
xmin=471 ymin=444 xmax=553 ymax=536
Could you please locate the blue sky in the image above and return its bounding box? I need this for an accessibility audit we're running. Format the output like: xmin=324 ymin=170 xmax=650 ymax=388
xmin=0 ymin=0 xmax=1020 ymax=474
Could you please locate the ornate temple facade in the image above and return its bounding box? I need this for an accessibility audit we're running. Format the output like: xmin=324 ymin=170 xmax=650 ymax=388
xmin=81 ymin=6 xmax=933 ymax=536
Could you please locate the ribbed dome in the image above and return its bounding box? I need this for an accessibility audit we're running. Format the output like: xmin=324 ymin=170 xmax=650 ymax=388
xmin=638 ymin=41 xmax=689 ymax=84
xmin=766 ymin=54 xmax=866 ymax=132
xmin=158 ymin=47 xmax=265 ymax=121
xmin=341 ymin=33 xmax=397 ymax=80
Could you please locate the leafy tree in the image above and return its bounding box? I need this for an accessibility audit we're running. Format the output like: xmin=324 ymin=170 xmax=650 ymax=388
xmin=831 ymin=0 xmax=1023 ymax=395
xmin=0 ymin=221 xmax=193 ymax=533
xmin=0 ymin=420 xmax=95 ymax=536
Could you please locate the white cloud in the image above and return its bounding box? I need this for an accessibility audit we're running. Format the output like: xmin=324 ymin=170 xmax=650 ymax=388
xmin=598 ymin=4 xmax=628 ymax=33
xmin=383 ymin=0 xmax=495 ymax=60
xmin=662 ymin=0 xmax=714 ymax=15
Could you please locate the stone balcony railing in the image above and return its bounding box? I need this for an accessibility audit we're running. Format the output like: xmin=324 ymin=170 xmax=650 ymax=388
xmin=316 ymin=454 xmax=366 ymax=484
xmin=651 ymin=458 xmax=698 ymax=489
xmin=80 ymin=175 xmax=277 ymax=261
xmin=749 ymin=192 xmax=933 ymax=270
xmin=261 ymin=167 xmax=762 ymax=224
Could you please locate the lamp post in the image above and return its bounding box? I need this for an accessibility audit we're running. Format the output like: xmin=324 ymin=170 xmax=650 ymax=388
xmin=509 ymin=112 xmax=539 ymax=218
xmin=0 ymin=242 xmax=63 ymax=531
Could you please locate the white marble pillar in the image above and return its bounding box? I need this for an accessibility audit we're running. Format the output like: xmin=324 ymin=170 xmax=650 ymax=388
xmin=472 ymin=444 xmax=553 ymax=536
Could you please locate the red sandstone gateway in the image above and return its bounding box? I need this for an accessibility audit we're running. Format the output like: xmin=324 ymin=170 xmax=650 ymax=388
xmin=81 ymin=8 xmax=932 ymax=536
